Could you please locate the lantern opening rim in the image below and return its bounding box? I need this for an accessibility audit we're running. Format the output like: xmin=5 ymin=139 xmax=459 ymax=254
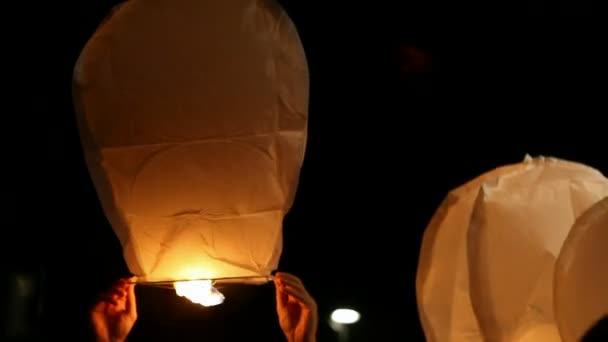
xmin=130 ymin=275 xmax=274 ymax=288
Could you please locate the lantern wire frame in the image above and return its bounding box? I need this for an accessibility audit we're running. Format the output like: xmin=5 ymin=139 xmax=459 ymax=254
xmin=130 ymin=275 xmax=275 ymax=290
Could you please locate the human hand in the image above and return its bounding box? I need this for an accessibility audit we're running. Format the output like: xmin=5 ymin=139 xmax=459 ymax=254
xmin=274 ymin=272 xmax=318 ymax=342
xmin=90 ymin=277 xmax=138 ymax=342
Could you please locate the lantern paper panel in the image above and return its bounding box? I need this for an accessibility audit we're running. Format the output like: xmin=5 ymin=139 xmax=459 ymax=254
xmin=73 ymin=0 xmax=308 ymax=284
xmin=554 ymin=197 xmax=608 ymax=342
xmin=467 ymin=157 xmax=608 ymax=341
xmin=417 ymin=162 xmax=525 ymax=342
xmin=417 ymin=155 xmax=608 ymax=342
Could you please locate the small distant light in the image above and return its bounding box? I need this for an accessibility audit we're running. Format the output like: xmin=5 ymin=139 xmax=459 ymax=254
xmin=331 ymin=308 xmax=360 ymax=324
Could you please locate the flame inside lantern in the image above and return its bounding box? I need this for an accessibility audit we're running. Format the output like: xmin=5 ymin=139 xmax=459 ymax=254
xmin=174 ymin=280 xmax=225 ymax=307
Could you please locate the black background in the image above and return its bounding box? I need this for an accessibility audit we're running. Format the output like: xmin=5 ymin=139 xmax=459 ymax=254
xmin=1 ymin=1 xmax=605 ymax=341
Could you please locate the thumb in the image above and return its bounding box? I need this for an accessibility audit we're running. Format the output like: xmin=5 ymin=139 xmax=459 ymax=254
xmin=274 ymin=278 xmax=288 ymax=307
xmin=125 ymin=277 xmax=137 ymax=317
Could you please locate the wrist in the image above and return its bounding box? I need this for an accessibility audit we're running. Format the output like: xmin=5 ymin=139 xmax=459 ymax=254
xmin=286 ymin=336 xmax=316 ymax=342
xmin=96 ymin=337 xmax=125 ymax=342
xmin=94 ymin=336 xmax=108 ymax=342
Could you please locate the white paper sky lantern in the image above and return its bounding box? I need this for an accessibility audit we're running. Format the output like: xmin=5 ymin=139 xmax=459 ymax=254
xmin=72 ymin=0 xmax=308 ymax=305
xmin=417 ymin=155 xmax=608 ymax=341
xmin=554 ymin=197 xmax=608 ymax=342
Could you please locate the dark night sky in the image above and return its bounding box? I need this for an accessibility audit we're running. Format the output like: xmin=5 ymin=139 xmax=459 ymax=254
xmin=1 ymin=1 xmax=605 ymax=341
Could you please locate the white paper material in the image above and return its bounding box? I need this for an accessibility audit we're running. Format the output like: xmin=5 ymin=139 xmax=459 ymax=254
xmin=72 ymin=0 xmax=308 ymax=283
xmin=554 ymin=197 xmax=608 ymax=342
xmin=417 ymin=156 xmax=608 ymax=342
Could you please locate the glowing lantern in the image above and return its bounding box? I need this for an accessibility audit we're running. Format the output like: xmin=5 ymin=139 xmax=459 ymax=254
xmin=417 ymin=155 xmax=608 ymax=341
xmin=554 ymin=197 xmax=608 ymax=342
xmin=72 ymin=0 xmax=308 ymax=306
